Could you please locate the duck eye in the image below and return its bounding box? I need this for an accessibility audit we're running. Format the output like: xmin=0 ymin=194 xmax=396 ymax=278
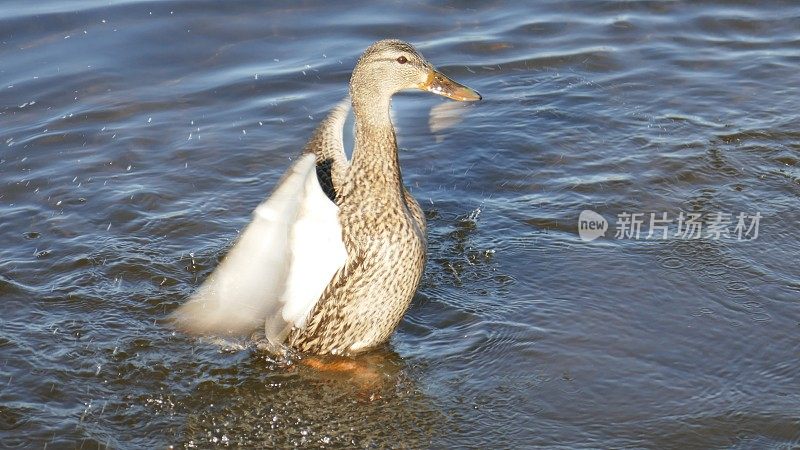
xmin=396 ymin=56 xmax=408 ymax=64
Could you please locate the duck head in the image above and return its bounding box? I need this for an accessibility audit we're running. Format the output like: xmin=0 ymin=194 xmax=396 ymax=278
xmin=350 ymin=39 xmax=481 ymax=112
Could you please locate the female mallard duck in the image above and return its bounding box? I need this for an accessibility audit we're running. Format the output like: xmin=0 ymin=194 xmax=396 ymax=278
xmin=172 ymin=39 xmax=481 ymax=355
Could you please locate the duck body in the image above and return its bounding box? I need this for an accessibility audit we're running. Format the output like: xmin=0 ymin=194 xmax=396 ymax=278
xmin=172 ymin=39 xmax=480 ymax=356
xmin=288 ymin=121 xmax=427 ymax=354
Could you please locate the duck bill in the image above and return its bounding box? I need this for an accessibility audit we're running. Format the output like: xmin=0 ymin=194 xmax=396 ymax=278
xmin=419 ymin=69 xmax=482 ymax=102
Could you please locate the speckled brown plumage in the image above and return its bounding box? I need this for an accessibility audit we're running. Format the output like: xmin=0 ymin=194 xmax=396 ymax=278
xmin=288 ymin=123 xmax=427 ymax=354
xmin=280 ymin=39 xmax=481 ymax=355
xmin=279 ymin=41 xmax=432 ymax=354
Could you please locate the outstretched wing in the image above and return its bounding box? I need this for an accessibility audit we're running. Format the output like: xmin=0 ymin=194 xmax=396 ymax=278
xmin=171 ymin=153 xmax=346 ymax=337
xmin=262 ymin=99 xmax=353 ymax=343
xmin=263 ymin=153 xmax=348 ymax=345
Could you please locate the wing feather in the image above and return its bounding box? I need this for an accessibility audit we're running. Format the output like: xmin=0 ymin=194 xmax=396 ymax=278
xmin=264 ymin=162 xmax=348 ymax=344
xmin=171 ymin=153 xmax=317 ymax=336
xmin=173 ymin=100 xmax=353 ymax=343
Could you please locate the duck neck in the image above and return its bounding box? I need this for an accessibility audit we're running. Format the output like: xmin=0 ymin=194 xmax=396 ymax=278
xmin=349 ymin=94 xmax=404 ymax=194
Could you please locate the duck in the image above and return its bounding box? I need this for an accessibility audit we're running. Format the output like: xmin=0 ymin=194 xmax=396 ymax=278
xmin=171 ymin=39 xmax=481 ymax=356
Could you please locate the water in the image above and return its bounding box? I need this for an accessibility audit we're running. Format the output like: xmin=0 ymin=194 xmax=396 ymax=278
xmin=1 ymin=1 xmax=799 ymax=448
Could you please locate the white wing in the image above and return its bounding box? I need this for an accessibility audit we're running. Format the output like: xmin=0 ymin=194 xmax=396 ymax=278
xmin=171 ymin=153 xmax=347 ymax=338
xmin=264 ymin=161 xmax=348 ymax=343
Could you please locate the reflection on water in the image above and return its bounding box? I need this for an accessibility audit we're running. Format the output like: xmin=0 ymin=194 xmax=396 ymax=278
xmin=173 ymin=349 xmax=444 ymax=448
xmin=1 ymin=0 xmax=799 ymax=448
